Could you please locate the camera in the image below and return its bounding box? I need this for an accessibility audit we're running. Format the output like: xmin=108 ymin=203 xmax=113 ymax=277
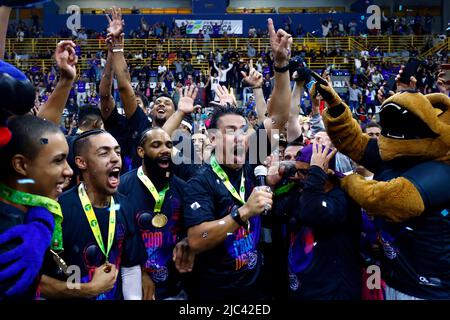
xmin=289 ymin=56 xmax=308 ymax=79
xmin=280 ymin=161 xmax=298 ymax=178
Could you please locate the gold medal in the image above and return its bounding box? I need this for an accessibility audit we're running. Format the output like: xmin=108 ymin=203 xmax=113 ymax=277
xmin=103 ymin=261 xmax=112 ymax=273
xmin=152 ymin=213 xmax=168 ymax=228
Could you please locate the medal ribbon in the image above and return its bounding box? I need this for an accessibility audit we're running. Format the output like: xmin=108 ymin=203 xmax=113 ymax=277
xmin=78 ymin=183 xmax=115 ymax=260
xmin=274 ymin=182 xmax=296 ymax=196
xmin=210 ymin=154 xmax=246 ymax=205
xmin=0 ymin=183 xmax=63 ymax=251
xmin=137 ymin=166 xmax=169 ymax=213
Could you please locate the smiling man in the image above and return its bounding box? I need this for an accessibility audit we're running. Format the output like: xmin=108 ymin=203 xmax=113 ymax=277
xmin=0 ymin=115 xmax=73 ymax=299
xmin=39 ymin=129 xmax=147 ymax=300
xmin=150 ymin=94 xmax=176 ymax=128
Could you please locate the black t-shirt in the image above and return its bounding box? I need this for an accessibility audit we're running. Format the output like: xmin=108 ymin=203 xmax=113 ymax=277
xmin=118 ymin=169 xmax=187 ymax=299
xmin=104 ymin=108 xmax=132 ymax=169
xmin=287 ymin=166 xmax=361 ymax=300
xmin=182 ymin=124 xmax=272 ymax=300
xmin=0 ymin=201 xmax=38 ymax=300
xmin=42 ymin=187 xmax=147 ymax=300
xmin=104 ymin=107 xmax=151 ymax=171
xmin=361 ymin=141 xmax=450 ymax=299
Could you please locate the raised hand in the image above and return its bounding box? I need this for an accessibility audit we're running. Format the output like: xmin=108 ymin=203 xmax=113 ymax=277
xmin=105 ymin=6 xmax=124 ymax=39
xmin=437 ymin=70 xmax=450 ymax=95
xmin=241 ymin=59 xmax=263 ymax=88
xmin=267 ymin=18 xmax=292 ymax=67
xmin=54 ymin=40 xmax=77 ymax=81
xmin=214 ymin=85 xmax=237 ymax=106
xmin=309 ymin=71 xmax=342 ymax=108
xmin=310 ymin=140 xmax=337 ymax=172
xmin=395 ymin=65 xmax=417 ymax=92
xmin=177 ymin=85 xmax=198 ymax=114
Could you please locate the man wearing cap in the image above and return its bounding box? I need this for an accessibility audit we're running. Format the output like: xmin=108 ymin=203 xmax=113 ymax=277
xmin=283 ymin=141 xmax=362 ymax=299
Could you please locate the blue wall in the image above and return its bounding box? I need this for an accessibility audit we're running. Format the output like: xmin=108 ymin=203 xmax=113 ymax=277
xmin=43 ymin=11 xmax=365 ymax=37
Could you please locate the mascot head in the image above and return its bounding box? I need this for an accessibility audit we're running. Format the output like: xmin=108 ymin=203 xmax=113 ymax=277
xmin=0 ymin=60 xmax=36 ymax=147
xmin=378 ymin=91 xmax=450 ymax=163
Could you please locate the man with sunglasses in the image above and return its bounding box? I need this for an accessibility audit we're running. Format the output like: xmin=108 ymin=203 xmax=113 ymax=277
xmin=286 ymin=142 xmax=362 ymax=299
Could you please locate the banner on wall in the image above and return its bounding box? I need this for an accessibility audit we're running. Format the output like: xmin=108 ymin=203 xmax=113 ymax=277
xmin=174 ymin=20 xmax=243 ymax=34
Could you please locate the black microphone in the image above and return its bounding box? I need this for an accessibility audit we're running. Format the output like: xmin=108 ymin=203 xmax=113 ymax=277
xmin=254 ymin=165 xmax=267 ymax=187
xmin=254 ymin=165 xmax=270 ymax=215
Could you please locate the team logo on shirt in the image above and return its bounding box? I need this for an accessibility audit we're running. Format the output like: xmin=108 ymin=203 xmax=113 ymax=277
xmin=151 ymin=265 xmax=169 ymax=282
xmin=289 ymin=272 xmax=300 ymax=291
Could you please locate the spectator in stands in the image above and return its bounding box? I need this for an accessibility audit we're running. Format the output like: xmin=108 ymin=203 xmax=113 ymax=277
xmin=347 ymin=82 xmax=362 ymax=112
xmin=212 ymin=22 xmax=222 ymax=38
xmin=247 ymin=43 xmax=256 ymax=58
xmin=348 ymin=20 xmax=357 ymax=36
xmin=158 ymin=61 xmax=167 ymax=77
xmin=213 ymin=61 xmax=233 ymax=87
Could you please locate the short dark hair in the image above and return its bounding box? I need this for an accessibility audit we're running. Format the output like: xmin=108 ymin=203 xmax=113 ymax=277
xmin=286 ymin=138 xmax=304 ymax=148
xmin=0 ymin=115 xmax=62 ymax=179
xmin=135 ymin=92 xmax=149 ymax=108
xmin=208 ymin=105 xmax=245 ymax=130
xmin=77 ymin=106 xmax=102 ymax=127
xmin=155 ymin=93 xmax=176 ymax=110
xmin=138 ymin=126 xmax=164 ymax=147
xmin=73 ymin=129 xmax=107 ymax=157
xmin=364 ymin=121 xmax=381 ymax=132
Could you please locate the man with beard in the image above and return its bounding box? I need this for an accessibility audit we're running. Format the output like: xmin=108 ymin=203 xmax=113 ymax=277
xmin=119 ymin=127 xmax=194 ymax=300
xmin=39 ymin=129 xmax=147 ymax=300
xmin=100 ymin=8 xmax=176 ymax=169
xmin=182 ymin=19 xmax=292 ymax=300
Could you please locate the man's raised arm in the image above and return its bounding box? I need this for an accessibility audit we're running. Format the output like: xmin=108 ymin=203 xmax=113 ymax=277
xmin=38 ymin=41 xmax=77 ymax=124
xmin=107 ymin=7 xmax=137 ymax=119
xmin=264 ymin=18 xmax=292 ymax=137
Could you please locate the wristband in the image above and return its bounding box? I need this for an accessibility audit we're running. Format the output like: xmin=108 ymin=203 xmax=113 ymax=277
xmin=112 ymin=48 xmax=124 ymax=53
xmin=273 ymin=64 xmax=289 ymax=73
xmin=230 ymin=205 xmax=249 ymax=228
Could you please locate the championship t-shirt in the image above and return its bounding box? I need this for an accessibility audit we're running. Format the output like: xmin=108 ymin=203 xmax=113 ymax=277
xmin=42 ymin=187 xmax=147 ymax=300
xmin=182 ymin=124 xmax=272 ymax=300
xmin=119 ymin=169 xmax=187 ymax=299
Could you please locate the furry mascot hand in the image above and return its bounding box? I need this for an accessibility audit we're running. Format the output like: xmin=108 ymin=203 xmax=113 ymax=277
xmin=309 ymin=72 xmax=342 ymax=108
xmin=0 ymin=207 xmax=54 ymax=297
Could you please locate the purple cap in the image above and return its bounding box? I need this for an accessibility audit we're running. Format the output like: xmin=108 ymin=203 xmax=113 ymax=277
xmin=295 ymin=144 xmax=336 ymax=172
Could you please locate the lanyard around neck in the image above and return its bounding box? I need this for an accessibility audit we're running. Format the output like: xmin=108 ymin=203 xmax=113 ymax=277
xmin=78 ymin=183 xmax=116 ymax=261
xmin=210 ymin=155 xmax=245 ymax=205
xmin=137 ymin=166 xmax=169 ymax=213
xmin=0 ymin=183 xmax=63 ymax=251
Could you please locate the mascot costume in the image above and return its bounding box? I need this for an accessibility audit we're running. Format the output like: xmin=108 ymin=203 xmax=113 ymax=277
xmin=311 ymin=73 xmax=450 ymax=299
xmin=0 ymin=0 xmax=58 ymax=300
